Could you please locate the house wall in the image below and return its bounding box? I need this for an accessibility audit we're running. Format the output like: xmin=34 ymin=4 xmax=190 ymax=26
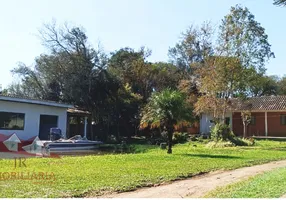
xmin=267 ymin=112 xmax=286 ymax=137
xmin=200 ymin=113 xmax=213 ymax=133
xmin=200 ymin=112 xmax=232 ymax=134
xmin=232 ymin=112 xmax=266 ymax=137
xmin=0 ymin=100 xmax=67 ymax=140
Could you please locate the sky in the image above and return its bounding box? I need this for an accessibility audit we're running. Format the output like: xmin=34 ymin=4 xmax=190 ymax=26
xmin=0 ymin=0 xmax=285 ymax=88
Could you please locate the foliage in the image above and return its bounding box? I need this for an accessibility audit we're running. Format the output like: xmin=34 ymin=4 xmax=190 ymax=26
xmin=218 ymin=5 xmax=275 ymax=73
xmin=108 ymin=48 xmax=182 ymax=102
xmin=168 ymin=22 xmax=214 ymax=74
xmin=106 ymin=48 xmax=183 ymax=140
xmin=1 ymin=141 xmax=286 ymax=197
xmin=172 ymin=132 xmax=189 ymax=144
xmin=140 ymin=89 xmax=194 ymax=153
xmin=206 ymin=140 xmax=235 ymax=148
xmin=277 ymin=76 xmax=286 ymax=95
xmin=206 ymin=137 xmax=254 ymax=148
xmin=229 ymin=137 xmax=255 ymax=146
xmin=108 ymin=47 xmax=153 ymax=101
xmin=8 ymin=23 xmax=145 ymax=141
xmin=274 ymin=0 xmax=286 ymax=6
xmin=210 ymin=123 xmax=232 ymax=141
xmin=195 ymin=5 xmax=274 ymax=123
xmin=246 ymin=70 xmax=279 ymax=97
xmin=195 ymin=56 xmax=245 ymax=120
xmin=205 ymin=167 xmax=286 ymax=198
xmin=10 ymin=22 xmax=113 ymax=114
xmin=209 ymin=122 xmax=254 ymax=147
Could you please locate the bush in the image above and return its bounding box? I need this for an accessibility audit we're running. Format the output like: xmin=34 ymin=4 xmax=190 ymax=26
xmin=206 ymin=140 xmax=235 ymax=148
xmin=230 ymin=137 xmax=255 ymax=146
xmin=206 ymin=137 xmax=255 ymax=148
xmin=173 ymin=132 xmax=188 ymax=144
xmin=208 ymin=123 xmax=255 ymax=148
xmin=190 ymin=136 xmax=198 ymax=141
xmin=210 ymin=123 xmax=232 ymax=141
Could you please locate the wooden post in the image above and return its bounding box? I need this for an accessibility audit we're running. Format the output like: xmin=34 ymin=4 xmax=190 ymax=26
xmin=265 ymin=112 xmax=268 ymax=137
xmin=66 ymin=114 xmax=70 ymax=139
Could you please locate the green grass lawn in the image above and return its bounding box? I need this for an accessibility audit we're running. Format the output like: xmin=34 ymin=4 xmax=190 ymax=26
xmin=205 ymin=167 xmax=286 ymax=198
xmin=0 ymin=140 xmax=286 ymax=197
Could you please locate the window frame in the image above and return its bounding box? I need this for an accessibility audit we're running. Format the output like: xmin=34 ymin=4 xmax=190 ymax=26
xmin=0 ymin=111 xmax=25 ymax=130
xmin=225 ymin=117 xmax=230 ymax=125
xmin=250 ymin=115 xmax=256 ymax=125
xmin=280 ymin=114 xmax=286 ymax=126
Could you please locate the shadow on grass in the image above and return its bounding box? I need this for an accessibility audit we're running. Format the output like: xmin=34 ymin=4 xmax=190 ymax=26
xmin=180 ymin=153 xmax=242 ymax=159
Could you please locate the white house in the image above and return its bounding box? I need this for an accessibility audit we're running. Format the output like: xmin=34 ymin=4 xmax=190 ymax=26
xmin=0 ymin=95 xmax=73 ymax=140
xmin=200 ymin=112 xmax=233 ymax=134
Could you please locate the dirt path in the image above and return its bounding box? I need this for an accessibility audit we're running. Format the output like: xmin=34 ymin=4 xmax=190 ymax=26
xmin=102 ymin=160 xmax=286 ymax=198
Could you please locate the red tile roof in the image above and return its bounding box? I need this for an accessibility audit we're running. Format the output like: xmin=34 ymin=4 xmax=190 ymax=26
xmin=231 ymin=96 xmax=286 ymax=111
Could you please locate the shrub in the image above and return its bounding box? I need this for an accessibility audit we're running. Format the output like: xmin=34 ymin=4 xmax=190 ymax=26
xmin=190 ymin=136 xmax=198 ymax=141
xmin=208 ymin=123 xmax=256 ymax=148
xmin=210 ymin=123 xmax=232 ymax=141
xmin=230 ymin=137 xmax=255 ymax=146
xmin=206 ymin=137 xmax=255 ymax=148
xmin=206 ymin=140 xmax=235 ymax=148
xmin=173 ymin=132 xmax=189 ymax=144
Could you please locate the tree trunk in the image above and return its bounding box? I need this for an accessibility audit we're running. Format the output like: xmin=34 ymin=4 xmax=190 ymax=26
xmin=243 ymin=122 xmax=246 ymax=138
xmin=167 ymin=125 xmax=174 ymax=154
xmin=222 ymin=97 xmax=229 ymax=125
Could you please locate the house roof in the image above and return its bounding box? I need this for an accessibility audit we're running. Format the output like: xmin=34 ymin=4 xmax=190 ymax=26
xmin=0 ymin=95 xmax=73 ymax=108
xmin=67 ymin=108 xmax=91 ymax=116
xmin=231 ymin=96 xmax=286 ymax=111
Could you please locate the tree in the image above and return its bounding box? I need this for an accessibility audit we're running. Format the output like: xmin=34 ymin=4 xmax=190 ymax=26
xmin=195 ymin=5 xmax=274 ymax=131
xmin=246 ymin=71 xmax=278 ymax=97
xmin=277 ymin=76 xmax=286 ymax=95
xmin=218 ymin=5 xmax=275 ymax=73
xmin=151 ymin=62 xmax=183 ymax=91
xmin=10 ymin=21 xmax=124 ymax=140
xmin=195 ymin=56 xmax=244 ymax=122
xmin=241 ymin=111 xmax=251 ymax=137
xmin=274 ymin=0 xmax=286 ymax=6
xmin=0 ymin=89 xmax=8 ymax=95
xmin=108 ymin=47 xmax=154 ymax=102
xmin=140 ymin=89 xmax=193 ymax=154
xmin=168 ymin=22 xmax=214 ymax=75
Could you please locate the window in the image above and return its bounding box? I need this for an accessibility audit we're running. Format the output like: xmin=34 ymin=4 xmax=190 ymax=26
xmin=0 ymin=112 xmax=25 ymax=130
xmin=225 ymin=117 xmax=230 ymax=125
xmin=281 ymin=115 xmax=286 ymax=125
xmin=250 ymin=116 xmax=256 ymax=125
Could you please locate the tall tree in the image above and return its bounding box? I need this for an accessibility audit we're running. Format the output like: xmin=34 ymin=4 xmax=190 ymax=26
xmin=195 ymin=56 xmax=244 ymax=121
xmin=277 ymin=76 xmax=286 ymax=95
xmin=108 ymin=48 xmax=183 ymax=101
xmin=10 ymin=22 xmax=124 ymax=140
xmin=218 ymin=5 xmax=275 ymax=73
xmin=246 ymin=71 xmax=278 ymax=97
xmin=195 ymin=5 xmax=275 ymax=124
xmin=168 ymin=22 xmax=214 ymax=75
xmin=108 ymin=47 xmax=153 ymax=101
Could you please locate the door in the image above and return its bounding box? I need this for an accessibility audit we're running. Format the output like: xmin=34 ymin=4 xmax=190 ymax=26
xmin=39 ymin=115 xmax=58 ymax=140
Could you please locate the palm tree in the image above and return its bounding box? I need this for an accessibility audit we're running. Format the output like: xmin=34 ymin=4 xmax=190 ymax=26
xmin=140 ymin=89 xmax=194 ymax=154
